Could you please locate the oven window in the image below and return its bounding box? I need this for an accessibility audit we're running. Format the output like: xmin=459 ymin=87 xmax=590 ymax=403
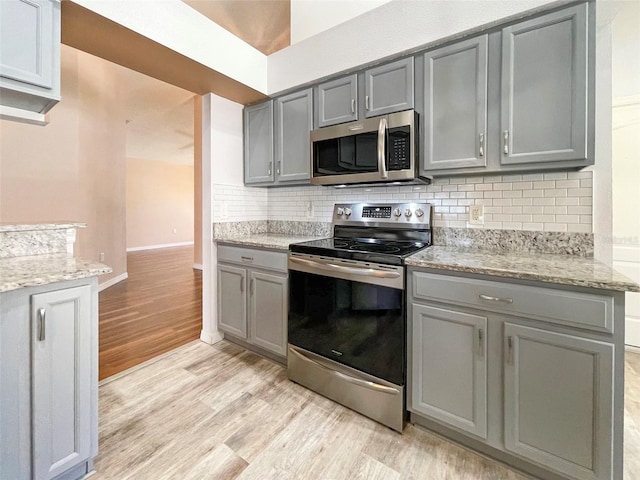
xmin=288 ymin=270 xmax=405 ymax=385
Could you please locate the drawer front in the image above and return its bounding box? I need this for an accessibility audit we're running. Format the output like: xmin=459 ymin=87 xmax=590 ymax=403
xmin=218 ymin=245 xmax=287 ymax=273
xmin=412 ymin=271 xmax=613 ymax=333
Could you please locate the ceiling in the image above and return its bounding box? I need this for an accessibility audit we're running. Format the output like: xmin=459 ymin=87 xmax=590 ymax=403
xmin=119 ymin=0 xmax=290 ymax=165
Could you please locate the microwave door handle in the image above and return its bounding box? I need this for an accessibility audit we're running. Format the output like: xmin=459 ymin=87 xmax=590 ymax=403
xmin=377 ymin=117 xmax=388 ymax=179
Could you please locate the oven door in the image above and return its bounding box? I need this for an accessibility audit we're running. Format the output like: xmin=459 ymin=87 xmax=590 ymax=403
xmin=287 ymin=253 xmax=405 ymax=386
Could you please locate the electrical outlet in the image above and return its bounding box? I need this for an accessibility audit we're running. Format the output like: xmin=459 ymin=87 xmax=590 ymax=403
xmin=99 ymin=252 xmax=105 ymax=262
xmin=306 ymin=201 xmax=314 ymax=218
xmin=469 ymin=205 xmax=484 ymax=225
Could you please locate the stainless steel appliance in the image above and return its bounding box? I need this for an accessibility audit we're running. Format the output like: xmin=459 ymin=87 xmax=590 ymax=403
xmin=310 ymin=110 xmax=427 ymax=187
xmin=287 ymin=202 xmax=432 ymax=432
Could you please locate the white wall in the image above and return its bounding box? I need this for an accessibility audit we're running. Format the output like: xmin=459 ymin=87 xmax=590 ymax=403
xmin=290 ymin=0 xmax=392 ymax=44
xmin=269 ymin=0 xmax=557 ymax=93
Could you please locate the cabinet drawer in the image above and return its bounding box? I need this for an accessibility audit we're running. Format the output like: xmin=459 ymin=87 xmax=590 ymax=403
xmin=412 ymin=271 xmax=613 ymax=333
xmin=218 ymin=245 xmax=287 ymax=273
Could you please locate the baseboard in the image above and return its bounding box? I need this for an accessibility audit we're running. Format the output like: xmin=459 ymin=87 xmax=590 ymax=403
xmin=193 ymin=263 xmax=203 ymax=270
xmin=98 ymin=272 xmax=128 ymax=292
xmin=625 ymin=345 xmax=640 ymax=354
xmin=200 ymin=329 xmax=223 ymax=345
xmin=126 ymin=241 xmax=194 ymax=252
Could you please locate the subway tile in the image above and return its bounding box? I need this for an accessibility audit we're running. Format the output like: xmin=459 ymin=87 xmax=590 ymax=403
xmin=433 ymin=178 xmax=450 ymax=185
xmin=522 ymin=190 xmax=544 ymax=198
xmin=521 ymin=173 xmax=544 ymax=181
xmin=443 ymin=185 xmax=458 ymax=192
xmin=568 ymin=187 xmax=593 ymax=197
xmin=475 ymin=183 xmax=493 ymax=191
xmin=544 ymin=188 xmax=568 ymax=198
xmin=523 ymin=206 xmax=544 ymax=214
xmin=435 ymin=192 xmax=450 ymax=199
xmin=568 ymin=224 xmax=592 ymax=233
xmin=512 ymin=198 xmax=533 ymax=206
xmin=543 ymin=172 xmax=568 ymax=181
xmin=556 ymin=197 xmax=580 ymax=206
xmin=428 ymin=185 xmax=443 ymax=192
xmin=457 ymin=199 xmax=474 ymax=206
xmin=543 ymin=223 xmax=568 ymax=232
xmin=493 ymin=214 xmax=513 ymax=222
xmin=567 ymin=170 xmax=593 ymax=179
xmin=502 ymin=222 xmax=523 ymax=230
xmin=543 ymin=206 xmax=567 ymax=215
xmin=442 ymin=199 xmax=458 ymax=206
xmin=580 ymin=197 xmax=593 ymax=206
xmin=457 ymin=184 xmax=475 ymax=191
xmin=523 ymin=223 xmax=544 ymax=231
xmin=483 ymin=191 xmax=503 ymax=198
xmin=450 ymin=206 xmax=466 ymax=214
xmin=502 ymin=174 xmax=523 ymax=182
xmin=484 ymin=222 xmax=504 ymax=229
xmin=580 ymin=215 xmax=593 ymax=224
xmin=483 ymin=175 xmax=502 ymax=183
xmin=466 ymin=192 xmax=484 ymax=199
xmin=534 ymin=180 xmax=556 ymax=189
xmin=555 ymin=179 xmax=580 ymax=188
xmin=533 ymin=197 xmax=556 ymax=206
xmin=533 ymin=214 xmax=556 ymax=223
xmin=449 ymin=177 xmax=467 ymax=185
xmin=568 ymin=206 xmax=592 ymax=215
xmin=484 ymin=206 xmax=503 ymax=214
xmin=580 ymin=178 xmax=593 ymax=188
xmin=512 ymin=181 xmax=534 ymax=190
xmin=503 ymin=190 xmax=523 ymax=198
xmin=503 ymin=206 xmax=523 ymax=214
xmin=555 ymin=214 xmax=579 ymax=223
xmin=450 ymin=192 xmax=466 ymax=199
xmin=493 ymin=198 xmax=513 ymax=206
xmin=493 ymin=183 xmax=513 ymax=191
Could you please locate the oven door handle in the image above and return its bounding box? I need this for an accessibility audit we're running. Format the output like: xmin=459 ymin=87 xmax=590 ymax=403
xmin=289 ymin=256 xmax=400 ymax=278
xmin=289 ymin=346 xmax=400 ymax=395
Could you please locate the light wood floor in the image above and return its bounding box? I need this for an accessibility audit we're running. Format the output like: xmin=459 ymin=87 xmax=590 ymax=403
xmin=98 ymin=246 xmax=202 ymax=380
xmin=91 ymin=340 xmax=640 ymax=480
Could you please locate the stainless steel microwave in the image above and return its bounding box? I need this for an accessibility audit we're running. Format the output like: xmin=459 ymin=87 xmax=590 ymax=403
xmin=310 ymin=110 xmax=425 ymax=186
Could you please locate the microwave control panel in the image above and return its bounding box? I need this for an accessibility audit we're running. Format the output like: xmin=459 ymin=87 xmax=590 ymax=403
xmin=388 ymin=128 xmax=411 ymax=170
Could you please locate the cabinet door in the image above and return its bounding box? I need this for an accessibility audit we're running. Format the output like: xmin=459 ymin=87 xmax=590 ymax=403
xmin=0 ymin=0 xmax=54 ymax=89
xmin=501 ymin=4 xmax=588 ymax=165
xmin=504 ymin=323 xmax=613 ymax=480
xmin=410 ymin=303 xmax=488 ymax=439
xmin=249 ymin=271 xmax=287 ymax=357
xmin=274 ymin=88 xmax=313 ymax=184
xmin=31 ymin=285 xmax=92 ymax=480
xmin=364 ymin=57 xmax=414 ymax=117
xmin=217 ymin=265 xmax=247 ymax=339
xmin=244 ymin=100 xmax=274 ymax=184
xmin=317 ymin=74 xmax=358 ymax=127
xmin=422 ymin=36 xmax=488 ymax=172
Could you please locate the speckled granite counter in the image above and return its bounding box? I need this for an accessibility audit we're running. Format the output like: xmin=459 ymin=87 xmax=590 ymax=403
xmin=0 ymin=254 xmax=112 ymax=293
xmin=215 ymin=233 xmax=326 ymax=251
xmin=405 ymin=246 xmax=640 ymax=293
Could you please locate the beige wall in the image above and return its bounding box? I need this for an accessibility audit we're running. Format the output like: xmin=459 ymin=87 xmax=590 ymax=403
xmin=0 ymin=45 xmax=127 ymax=284
xmin=126 ymin=157 xmax=194 ymax=249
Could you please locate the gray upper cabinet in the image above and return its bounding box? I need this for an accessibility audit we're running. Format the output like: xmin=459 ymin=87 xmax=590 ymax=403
xmin=317 ymin=74 xmax=358 ymax=127
xmin=501 ymin=4 xmax=588 ymax=166
xmin=364 ymin=57 xmax=414 ymax=117
xmin=0 ymin=0 xmax=60 ymax=115
xmin=410 ymin=303 xmax=488 ymax=439
xmin=504 ymin=323 xmax=613 ymax=480
xmin=422 ymin=35 xmax=488 ymax=172
xmin=244 ymin=100 xmax=274 ymax=185
xmin=274 ymin=88 xmax=313 ymax=184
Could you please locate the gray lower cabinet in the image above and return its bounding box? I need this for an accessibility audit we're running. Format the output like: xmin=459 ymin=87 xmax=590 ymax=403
xmin=0 ymin=0 xmax=61 ymax=116
xmin=410 ymin=303 xmax=488 ymax=439
xmin=421 ymin=35 xmax=488 ymax=172
xmin=217 ymin=245 xmax=288 ymax=358
xmin=501 ymin=3 xmax=588 ymax=167
xmin=274 ymin=88 xmax=313 ymax=184
xmin=0 ymin=279 xmax=98 ymax=480
xmin=504 ymin=323 xmax=613 ymax=480
xmin=244 ymin=89 xmax=312 ymax=186
xmin=408 ymin=268 xmax=620 ymax=480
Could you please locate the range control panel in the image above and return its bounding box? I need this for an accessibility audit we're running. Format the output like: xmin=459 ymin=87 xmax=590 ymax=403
xmin=333 ymin=203 xmax=432 ymax=228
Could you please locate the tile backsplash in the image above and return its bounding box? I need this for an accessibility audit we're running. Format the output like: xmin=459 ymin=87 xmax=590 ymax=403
xmin=214 ymin=170 xmax=593 ymax=234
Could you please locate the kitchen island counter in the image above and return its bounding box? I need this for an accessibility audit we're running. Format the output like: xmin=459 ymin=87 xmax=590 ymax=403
xmin=215 ymin=233 xmax=326 ymax=251
xmin=0 ymin=253 xmax=112 ymax=293
xmin=406 ymin=246 xmax=640 ymax=293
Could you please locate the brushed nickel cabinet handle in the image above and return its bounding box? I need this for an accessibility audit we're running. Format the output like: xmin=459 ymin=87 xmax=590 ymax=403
xmin=503 ymin=130 xmax=509 ymax=155
xmin=507 ymin=336 xmax=514 ymax=365
xmin=479 ymin=294 xmax=513 ymax=304
xmin=240 ymin=256 xmax=253 ymax=262
xmin=365 ymin=95 xmax=370 ymax=110
xmin=276 ymin=161 xmax=281 ymax=175
xmin=478 ymin=328 xmax=484 ymax=357
xmin=479 ymin=133 xmax=485 ymax=157
xmin=37 ymin=308 xmax=46 ymax=342
xmin=351 ymin=98 xmax=356 ymax=114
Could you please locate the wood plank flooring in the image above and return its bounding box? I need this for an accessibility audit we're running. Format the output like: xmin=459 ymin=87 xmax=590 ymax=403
xmin=91 ymin=340 xmax=640 ymax=480
xmin=98 ymin=246 xmax=202 ymax=380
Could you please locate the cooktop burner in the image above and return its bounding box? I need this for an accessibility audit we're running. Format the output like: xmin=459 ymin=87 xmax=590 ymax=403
xmin=289 ymin=203 xmax=433 ymax=266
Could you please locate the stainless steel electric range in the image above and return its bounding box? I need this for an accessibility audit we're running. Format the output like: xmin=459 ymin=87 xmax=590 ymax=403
xmin=287 ymin=202 xmax=433 ymax=432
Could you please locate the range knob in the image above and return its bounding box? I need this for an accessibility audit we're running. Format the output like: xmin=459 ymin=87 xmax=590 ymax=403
xmin=405 ymin=209 xmax=412 ymax=218
xmin=337 ymin=207 xmax=344 ymax=216
xmin=394 ymin=208 xmax=402 ymax=217
xmin=415 ymin=208 xmax=424 ymax=218
xmin=344 ymin=208 xmax=352 ymax=217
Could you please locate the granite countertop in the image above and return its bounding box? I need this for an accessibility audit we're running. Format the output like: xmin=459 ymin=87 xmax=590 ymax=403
xmin=406 ymin=246 xmax=640 ymax=293
xmin=0 ymin=222 xmax=87 ymax=232
xmin=215 ymin=233 xmax=327 ymax=251
xmin=0 ymin=254 xmax=112 ymax=293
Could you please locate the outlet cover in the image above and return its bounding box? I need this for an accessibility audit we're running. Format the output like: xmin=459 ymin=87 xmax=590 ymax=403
xmin=469 ymin=205 xmax=484 ymax=225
